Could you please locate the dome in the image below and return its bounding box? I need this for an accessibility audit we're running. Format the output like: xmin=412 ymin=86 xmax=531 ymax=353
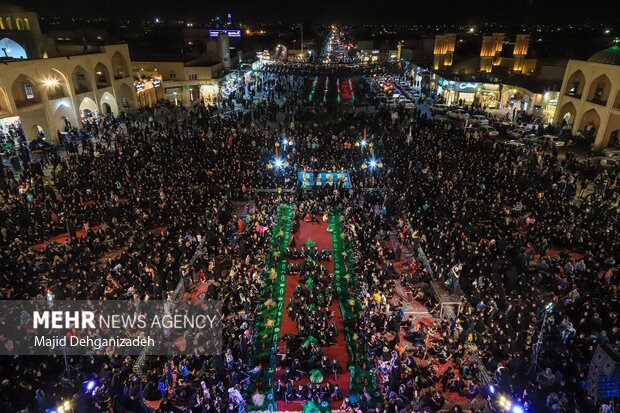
xmin=588 ymin=40 xmax=620 ymax=65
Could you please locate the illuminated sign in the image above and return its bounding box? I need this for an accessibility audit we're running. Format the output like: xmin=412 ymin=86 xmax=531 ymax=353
xmin=136 ymin=79 xmax=162 ymax=92
xmin=481 ymin=83 xmax=499 ymax=91
xmin=209 ymin=29 xmax=241 ymax=38
xmin=458 ymin=82 xmax=478 ymax=91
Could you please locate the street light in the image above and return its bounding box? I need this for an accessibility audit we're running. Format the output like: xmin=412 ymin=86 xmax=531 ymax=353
xmin=360 ymin=139 xmax=367 ymax=147
xmin=274 ymin=158 xmax=283 ymax=169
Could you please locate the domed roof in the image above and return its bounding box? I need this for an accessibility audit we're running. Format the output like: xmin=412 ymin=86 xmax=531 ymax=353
xmin=588 ymin=39 xmax=620 ymax=65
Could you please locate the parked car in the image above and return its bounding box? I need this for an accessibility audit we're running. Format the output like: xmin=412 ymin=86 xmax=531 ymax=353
xmin=508 ymin=128 xmax=529 ymax=139
xmin=430 ymin=103 xmax=449 ymax=113
xmin=478 ymin=125 xmax=500 ymax=138
xmin=601 ymin=147 xmax=620 ymax=159
xmin=519 ymin=134 xmax=543 ymax=145
xmin=537 ymin=134 xmax=567 ymax=147
xmin=578 ymin=156 xmax=619 ymax=170
xmin=447 ymin=109 xmax=469 ymax=120
xmin=469 ymin=115 xmax=489 ymax=126
xmin=502 ymin=140 xmax=526 ymax=147
xmin=520 ymin=134 xmax=566 ymax=147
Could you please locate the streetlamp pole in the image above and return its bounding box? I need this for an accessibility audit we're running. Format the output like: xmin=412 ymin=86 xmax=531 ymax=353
xmin=299 ymin=23 xmax=305 ymax=60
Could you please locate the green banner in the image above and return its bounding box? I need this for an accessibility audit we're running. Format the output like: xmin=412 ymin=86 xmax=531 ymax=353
xmin=330 ymin=212 xmax=378 ymax=396
xmin=250 ymin=204 xmax=292 ymax=411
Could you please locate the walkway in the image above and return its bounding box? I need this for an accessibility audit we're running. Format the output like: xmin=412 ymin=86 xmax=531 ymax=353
xmin=276 ymin=217 xmax=350 ymax=411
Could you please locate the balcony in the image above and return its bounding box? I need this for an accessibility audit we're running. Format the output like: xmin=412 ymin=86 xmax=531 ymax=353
xmin=588 ymin=97 xmax=607 ymax=106
xmin=14 ymin=99 xmax=42 ymax=109
xmin=74 ymin=86 xmax=91 ymax=95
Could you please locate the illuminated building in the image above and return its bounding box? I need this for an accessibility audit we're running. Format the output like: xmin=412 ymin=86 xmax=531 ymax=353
xmin=433 ymin=34 xmax=456 ymax=70
xmin=555 ymin=40 xmax=620 ymax=149
xmin=0 ymin=3 xmax=136 ymax=140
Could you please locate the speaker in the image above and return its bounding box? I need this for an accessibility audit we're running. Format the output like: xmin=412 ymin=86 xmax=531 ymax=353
xmin=587 ymin=344 xmax=620 ymax=401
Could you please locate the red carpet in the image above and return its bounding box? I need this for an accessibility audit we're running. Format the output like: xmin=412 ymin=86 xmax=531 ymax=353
xmin=276 ymin=217 xmax=350 ymax=410
xmin=33 ymin=225 xmax=167 ymax=251
xmin=33 ymin=225 xmax=102 ymax=251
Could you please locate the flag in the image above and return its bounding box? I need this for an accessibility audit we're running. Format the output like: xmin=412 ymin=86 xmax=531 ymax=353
xmin=363 ymin=127 xmax=367 ymax=139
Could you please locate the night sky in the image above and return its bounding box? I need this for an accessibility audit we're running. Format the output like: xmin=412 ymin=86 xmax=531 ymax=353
xmin=16 ymin=0 xmax=620 ymax=24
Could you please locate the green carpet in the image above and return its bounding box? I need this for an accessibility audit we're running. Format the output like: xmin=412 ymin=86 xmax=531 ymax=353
xmin=330 ymin=212 xmax=378 ymax=396
xmin=250 ymin=204 xmax=293 ymax=411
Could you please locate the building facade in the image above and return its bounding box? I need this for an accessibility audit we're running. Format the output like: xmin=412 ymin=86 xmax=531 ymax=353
xmin=554 ymin=41 xmax=620 ymax=150
xmin=0 ymin=43 xmax=136 ymax=141
xmin=132 ymin=59 xmax=226 ymax=107
xmin=0 ymin=4 xmax=136 ymax=141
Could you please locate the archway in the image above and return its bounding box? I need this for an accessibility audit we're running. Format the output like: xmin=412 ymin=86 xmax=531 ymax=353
xmin=612 ymin=87 xmax=620 ymax=109
xmin=79 ymin=97 xmax=98 ymax=118
xmin=94 ymin=62 xmax=111 ymax=88
xmin=11 ymin=74 xmax=41 ymax=108
xmin=32 ymin=125 xmax=45 ymax=138
xmin=565 ymin=69 xmax=586 ymax=98
xmin=557 ymin=101 xmax=576 ymax=127
xmin=586 ymin=74 xmax=612 ymax=105
xmin=600 ymin=114 xmax=620 ymax=149
xmin=609 ymin=129 xmax=620 ymax=148
xmin=117 ymin=83 xmax=134 ymax=110
xmin=99 ymin=92 xmax=118 ymax=115
xmin=42 ymin=69 xmax=70 ymax=101
xmin=53 ymin=104 xmax=78 ymax=132
xmin=111 ymin=52 xmax=130 ymax=79
xmin=578 ymin=108 xmax=601 ymax=140
xmin=0 ymin=87 xmax=11 ymax=114
xmin=72 ymin=65 xmax=92 ymax=94
xmin=0 ymin=37 xmax=28 ymax=59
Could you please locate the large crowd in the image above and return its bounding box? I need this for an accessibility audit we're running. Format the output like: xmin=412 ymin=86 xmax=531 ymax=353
xmin=0 ymin=61 xmax=618 ymax=413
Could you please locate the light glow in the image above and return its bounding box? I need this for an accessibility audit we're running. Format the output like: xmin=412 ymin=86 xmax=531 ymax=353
xmin=43 ymin=78 xmax=60 ymax=88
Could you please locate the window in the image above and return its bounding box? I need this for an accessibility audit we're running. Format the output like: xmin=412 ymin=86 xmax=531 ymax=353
xmin=169 ymin=71 xmax=176 ymax=80
xmin=568 ymin=82 xmax=579 ymax=95
xmin=188 ymin=73 xmax=197 ymax=80
xmin=24 ymin=83 xmax=34 ymax=99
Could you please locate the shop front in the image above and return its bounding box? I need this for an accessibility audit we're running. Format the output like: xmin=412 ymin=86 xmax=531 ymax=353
xmin=436 ymin=78 xmax=456 ymax=105
xmin=478 ymin=83 xmax=500 ymax=109
xmin=532 ymin=91 xmax=559 ymax=124
xmin=200 ymin=83 xmax=220 ymax=103
xmin=501 ymin=86 xmax=533 ymax=113
xmin=135 ymin=77 xmax=163 ymax=107
xmin=456 ymin=82 xmax=478 ymax=105
xmin=0 ymin=115 xmax=22 ymax=137
xmin=165 ymin=87 xmax=183 ymax=105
